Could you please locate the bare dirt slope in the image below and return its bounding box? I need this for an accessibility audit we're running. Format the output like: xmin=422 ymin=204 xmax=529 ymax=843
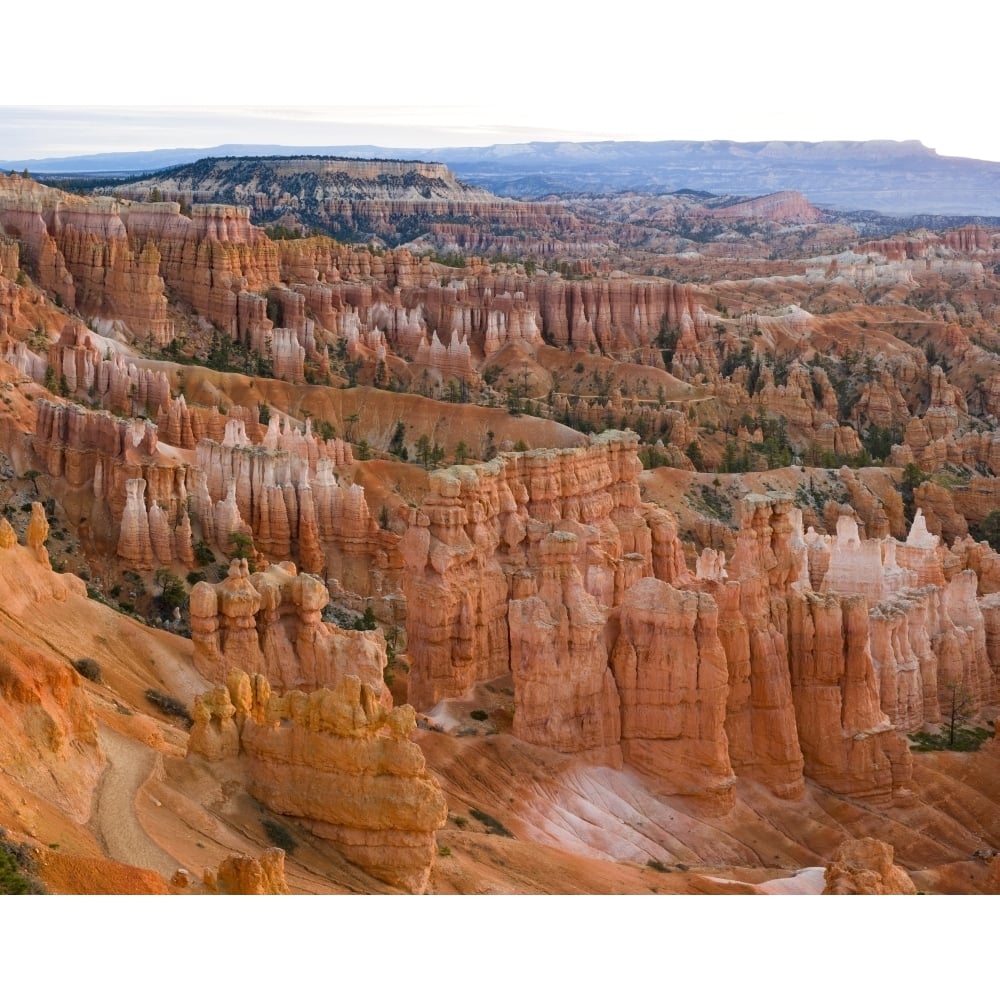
xmin=418 ymin=725 xmax=1000 ymax=894
xmin=90 ymin=725 xmax=178 ymax=876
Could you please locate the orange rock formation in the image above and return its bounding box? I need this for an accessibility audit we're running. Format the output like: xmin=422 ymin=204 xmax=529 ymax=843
xmin=201 ymin=849 xmax=290 ymax=895
xmin=189 ymin=670 xmax=447 ymax=893
xmin=189 ymin=559 xmax=388 ymax=696
xmin=0 ymin=512 xmax=103 ymax=823
xmin=822 ymin=837 xmax=917 ymax=894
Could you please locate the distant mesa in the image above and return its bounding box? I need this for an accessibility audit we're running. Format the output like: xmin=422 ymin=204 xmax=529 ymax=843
xmin=7 ymin=139 xmax=1000 ymax=215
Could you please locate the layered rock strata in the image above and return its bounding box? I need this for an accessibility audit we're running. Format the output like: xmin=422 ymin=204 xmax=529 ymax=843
xmin=815 ymin=508 xmax=996 ymax=728
xmin=33 ymin=399 xmax=197 ymax=566
xmin=32 ymin=399 xmax=387 ymax=590
xmin=402 ymin=432 xmax=650 ymax=711
xmin=610 ymin=578 xmax=735 ymax=807
xmin=404 ymin=435 xmax=999 ymax=812
xmin=188 ymin=669 xmax=447 ymax=893
xmin=509 ymin=531 xmax=622 ymax=763
xmin=787 ymin=590 xmax=912 ymax=805
xmin=189 ymin=559 xmax=388 ymax=696
xmin=718 ymin=494 xmax=807 ymax=798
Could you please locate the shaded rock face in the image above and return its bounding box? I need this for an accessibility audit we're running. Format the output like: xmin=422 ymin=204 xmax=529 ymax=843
xmin=55 ymin=228 xmax=174 ymax=346
xmin=274 ymin=240 xmax=697 ymax=367
xmin=0 ymin=179 xmax=279 ymax=345
xmin=809 ymin=511 xmax=996 ymax=732
xmin=33 ymin=398 xmax=196 ymax=566
xmin=189 ymin=671 xmax=447 ymax=894
xmin=190 ymin=559 xmax=388 ymax=698
xmin=2 ymin=175 xmax=711 ymax=387
xmin=823 ymin=837 xmax=917 ymax=894
xmin=400 ymin=489 xmax=509 ymax=708
xmin=3 ymin=174 xmax=721 ymax=395
xmin=509 ymin=531 xmax=622 ymax=763
xmin=37 ymin=320 xmax=173 ymax=417
xmin=721 ymin=494 xmax=806 ymax=799
xmin=787 ymin=590 xmax=912 ymax=805
xmin=403 ymin=438 xmax=790 ymax=807
xmin=32 ymin=399 xmax=388 ymax=596
xmin=610 ymin=578 xmax=734 ymax=808
xmin=192 ymin=416 xmax=381 ymax=584
xmin=402 ymin=432 xmax=652 ymax=716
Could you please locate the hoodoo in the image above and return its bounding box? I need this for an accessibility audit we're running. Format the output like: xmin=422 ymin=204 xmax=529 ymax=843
xmin=2 ymin=151 xmax=1000 ymax=898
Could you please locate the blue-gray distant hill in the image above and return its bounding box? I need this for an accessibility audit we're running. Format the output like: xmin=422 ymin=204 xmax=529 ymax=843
xmin=6 ymin=139 xmax=1000 ymax=216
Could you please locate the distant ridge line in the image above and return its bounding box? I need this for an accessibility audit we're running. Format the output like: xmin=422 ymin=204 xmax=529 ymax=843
xmin=4 ymin=139 xmax=1000 ymax=214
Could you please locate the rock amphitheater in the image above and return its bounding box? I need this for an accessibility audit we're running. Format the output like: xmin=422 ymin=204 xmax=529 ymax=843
xmin=2 ymin=165 xmax=1000 ymax=896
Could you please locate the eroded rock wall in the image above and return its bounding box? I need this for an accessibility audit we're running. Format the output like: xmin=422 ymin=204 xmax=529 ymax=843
xmin=610 ymin=577 xmax=734 ymax=808
xmin=190 ymin=559 xmax=387 ymax=697
xmin=403 ymin=446 xmax=998 ymax=813
xmin=189 ymin=670 xmax=447 ymax=893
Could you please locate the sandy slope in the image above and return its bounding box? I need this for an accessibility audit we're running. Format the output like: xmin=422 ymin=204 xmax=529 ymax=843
xmin=418 ymin=725 xmax=1000 ymax=894
xmin=90 ymin=725 xmax=178 ymax=876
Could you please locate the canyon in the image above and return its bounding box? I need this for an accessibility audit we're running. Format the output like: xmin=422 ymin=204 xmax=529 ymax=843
xmin=2 ymin=157 xmax=1000 ymax=896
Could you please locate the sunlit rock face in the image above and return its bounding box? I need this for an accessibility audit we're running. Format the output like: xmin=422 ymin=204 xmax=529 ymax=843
xmin=189 ymin=670 xmax=447 ymax=894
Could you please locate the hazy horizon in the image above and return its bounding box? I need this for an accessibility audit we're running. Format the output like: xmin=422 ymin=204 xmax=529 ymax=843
xmin=0 ymin=109 xmax=980 ymax=168
xmin=3 ymin=0 xmax=991 ymax=163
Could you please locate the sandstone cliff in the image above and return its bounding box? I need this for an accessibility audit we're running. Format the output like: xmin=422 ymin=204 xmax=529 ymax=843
xmin=403 ymin=443 xmax=997 ymax=814
xmin=610 ymin=577 xmax=734 ymax=808
xmin=190 ymin=559 xmax=388 ymax=697
xmin=189 ymin=669 xmax=447 ymax=893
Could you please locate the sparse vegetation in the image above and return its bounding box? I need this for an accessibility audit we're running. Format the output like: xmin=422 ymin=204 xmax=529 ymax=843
xmin=262 ymin=818 xmax=298 ymax=853
xmin=415 ymin=434 xmax=445 ymax=469
xmin=193 ymin=539 xmax=215 ymax=567
xmin=909 ymin=683 xmax=990 ymax=751
xmin=909 ymin=726 xmax=992 ymax=752
xmin=0 ymin=832 xmax=46 ymax=894
xmin=153 ymin=567 xmax=187 ymax=614
xmin=690 ymin=484 xmax=733 ymax=522
xmin=972 ymin=508 xmax=1000 ymax=549
xmin=144 ymin=688 xmax=193 ymax=728
xmin=469 ymin=807 xmax=514 ymax=838
xmin=202 ymin=330 xmax=272 ymax=379
xmin=227 ymin=531 xmax=256 ymax=571
xmin=72 ymin=657 xmax=101 ymax=682
xmin=901 ymin=462 xmax=930 ymax=524
xmin=323 ymin=603 xmax=377 ymax=632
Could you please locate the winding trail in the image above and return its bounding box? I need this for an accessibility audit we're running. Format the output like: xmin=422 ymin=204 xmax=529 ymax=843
xmin=90 ymin=725 xmax=178 ymax=877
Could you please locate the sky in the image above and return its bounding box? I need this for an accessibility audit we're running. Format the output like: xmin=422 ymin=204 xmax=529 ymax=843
xmin=2 ymin=1 xmax=993 ymax=161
